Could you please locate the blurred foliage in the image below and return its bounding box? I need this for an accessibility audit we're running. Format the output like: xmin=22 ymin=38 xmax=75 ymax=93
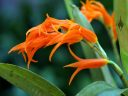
xmin=0 ymin=0 xmax=120 ymax=96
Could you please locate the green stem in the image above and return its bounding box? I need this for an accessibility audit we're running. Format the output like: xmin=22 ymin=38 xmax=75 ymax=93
xmin=85 ymin=41 xmax=107 ymax=59
xmin=112 ymin=41 xmax=121 ymax=64
xmin=109 ymin=61 xmax=123 ymax=76
xmin=109 ymin=61 xmax=128 ymax=87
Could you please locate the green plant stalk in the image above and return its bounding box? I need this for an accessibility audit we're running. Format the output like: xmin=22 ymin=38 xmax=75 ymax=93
xmin=112 ymin=40 xmax=121 ymax=65
xmin=91 ymin=41 xmax=128 ymax=87
xmin=86 ymin=41 xmax=107 ymax=59
xmin=91 ymin=42 xmax=128 ymax=87
xmin=109 ymin=61 xmax=128 ymax=87
xmin=92 ymin=42 xmax=128 ymax=87
xmin=114 ymin=0 xmax=128 ymax=75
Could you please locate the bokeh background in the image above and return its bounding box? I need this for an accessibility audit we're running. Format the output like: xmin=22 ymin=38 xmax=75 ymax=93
xmin=0 ymin=0 xmax=115 ymax=96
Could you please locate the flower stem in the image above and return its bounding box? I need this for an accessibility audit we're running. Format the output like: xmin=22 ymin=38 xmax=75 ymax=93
xmin=85 ymin=41 xmax=108 ymax=59
xmin=109 ymin=60 xmax=128 ymax=87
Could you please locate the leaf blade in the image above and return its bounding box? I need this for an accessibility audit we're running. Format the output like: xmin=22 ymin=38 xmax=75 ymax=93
xmin=114 ymin=0 xmax=128 ymax=75
xmin=71 ymin=5 xmax=93 ymax=31
xmin=76 ymin=81 xmax=126 ymax=96
xmin=0 ymin=63 xmax=65 ymax=96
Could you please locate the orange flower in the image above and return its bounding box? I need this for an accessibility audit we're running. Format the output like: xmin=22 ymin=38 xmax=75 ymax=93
xmin=81 ymin=0 xmax=102 ymax=22
xmin=9 ymin=30 xmax=62 ymax=68
xmin=49 ymin=23 xmax=97 ymax=61
xmin=81 ymin=0 xmax=117 ymax=41
xmin=9 ymin=15 xmax=98 ymax=68
xmin=64 ymin=45 xmax=109 ymax=85
xmin=81 ymin=0 xmax=111 ymax=25
xmin=111 ymin=14 xmax=117 ymax=41
xmin=9 ymin=16 xmax=67 ymax=68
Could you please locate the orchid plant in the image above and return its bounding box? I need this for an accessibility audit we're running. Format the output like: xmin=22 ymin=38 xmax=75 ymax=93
xmin=0 ymin=0 xmax=128 ymax=96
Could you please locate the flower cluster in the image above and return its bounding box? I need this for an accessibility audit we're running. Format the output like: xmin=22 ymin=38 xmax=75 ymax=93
xmin=9 ymin=0 xmax=115 ymax=85
xmin=9 ymin=15 xmax=97 ymax=68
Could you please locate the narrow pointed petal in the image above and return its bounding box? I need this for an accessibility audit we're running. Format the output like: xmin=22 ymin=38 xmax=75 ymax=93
xmin=49 ymin=42 xmax=62 ymax=61
xmin=21 ymin=52 xmax=27 ymax=62
xmin=64 ymin=62 xmax=79 ymax=68
xmin=46 ymin=33 xmax=64 ymax=47
xmin=64 ymin=58 xmax=108 ymax=84
xmin=8 ymin=43 xmax=25 ymax=54
xmin=26 ymin=25 xmax=41 ymax=36
xmin=111 ymin=14 xmax=117 ymax=41
xmin=79 ymin=28 xmax=97 ymax=43
xmin=69 ymin=68 xmax=81 ymax=85
xmin=68 ymin=45 xmax=82 ymax=61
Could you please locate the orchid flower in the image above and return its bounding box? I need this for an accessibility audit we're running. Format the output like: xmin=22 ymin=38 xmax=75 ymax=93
xmin=81 ymin=0 xmax=117 ymax=41
xmin=9 ymin=16 xmax=98 ymax=68
xmin=64 ymin=45 xmax=109 ymax=85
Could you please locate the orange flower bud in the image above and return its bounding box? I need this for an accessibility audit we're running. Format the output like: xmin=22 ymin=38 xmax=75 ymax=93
xmin=64 ymin=45 xmax=108 ymax=85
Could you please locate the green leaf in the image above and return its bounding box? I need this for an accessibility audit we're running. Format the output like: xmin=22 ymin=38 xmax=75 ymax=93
xmin=76 ymin=81 xmax=126 ymax=96
xmin=114 ymin=0 xmax=128 ymax=75
xmin=0 ymin=63 xmax=65 ymax=96
xmin=64 ymin=0 xmax=93 ymax=31
xmin=71 ymin=5 xmax=94 ymax=31
xmin=64 ymin=0 xmax=74 ymax=19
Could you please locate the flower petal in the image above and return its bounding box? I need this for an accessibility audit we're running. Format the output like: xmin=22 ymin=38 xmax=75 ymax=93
xmin=69 ymin=68 xmax=81 ymax=85
xmin=64 ymin=58 xmax=108 ymax=85
xmin=49 ymin=42 xmax=62 ymax=61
